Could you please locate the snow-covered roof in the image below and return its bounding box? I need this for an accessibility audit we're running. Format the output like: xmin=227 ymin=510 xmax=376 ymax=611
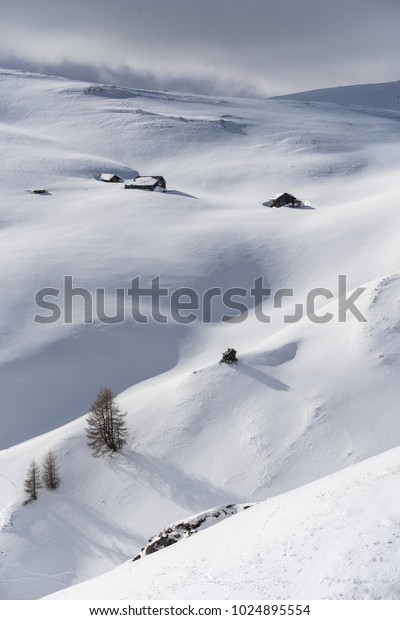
xmin=100 ymin=173 xmax=122 ymax=181
xmin=126 ymin=176 xmax=161 ymax=186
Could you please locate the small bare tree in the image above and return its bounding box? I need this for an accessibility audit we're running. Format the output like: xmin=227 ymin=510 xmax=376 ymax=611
xmin=86 ymin=387 xmax=127 ymax=456
xmin=42 ymin=449 xmax=60 ymax=490
xmin=24 ymin=459 xmax=41 ymax=503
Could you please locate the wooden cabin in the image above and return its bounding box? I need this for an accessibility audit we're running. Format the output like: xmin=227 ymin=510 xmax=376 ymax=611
xmin=100 ymin=173 xmax=123 ymax=183
xmin=271 ymin=192 xmax=302 ymax=208
xmin=125 ymin=176 xmax=166 ymax=191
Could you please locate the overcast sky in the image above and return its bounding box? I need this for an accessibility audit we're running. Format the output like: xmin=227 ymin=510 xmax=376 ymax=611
xmin=0 ymin=0 xmax=399 ymax=96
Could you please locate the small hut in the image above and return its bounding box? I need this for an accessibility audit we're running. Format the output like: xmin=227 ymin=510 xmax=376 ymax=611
xmin=270 ymin=192 xmax=302 ymax=208
xmin=125 ymin=176 xmax=166 ymax=192
xmin=100 ymin=173 xmax=123 ymax=183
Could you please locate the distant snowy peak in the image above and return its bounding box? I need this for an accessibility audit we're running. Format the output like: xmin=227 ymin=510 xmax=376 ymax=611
xmin=273 ymin=80 xmax=400 ymax=111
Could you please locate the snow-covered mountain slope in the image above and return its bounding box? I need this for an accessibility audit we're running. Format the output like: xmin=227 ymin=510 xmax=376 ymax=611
xmin=1 ymin=69 xmax=399 ymax=449
xmin=0 ymin=70 xmax=399 ymax=599
xmin=273 ymin=80 xmax=400 ymax=111
xmin=47 ymin=446 xmax=400 ymax=600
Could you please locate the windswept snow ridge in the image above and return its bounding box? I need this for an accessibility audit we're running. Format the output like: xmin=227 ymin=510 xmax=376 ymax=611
xmin=273 ymin=80 xmax=400 ymax=111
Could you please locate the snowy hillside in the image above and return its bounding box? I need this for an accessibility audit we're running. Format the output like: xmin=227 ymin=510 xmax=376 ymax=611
xmin=273 ymin=79 xmax=400 ymax=111
xmin=0 ymin=70 xmax=399 ymax=599
xmin=47 ymin=446 xmax=400 ymax=600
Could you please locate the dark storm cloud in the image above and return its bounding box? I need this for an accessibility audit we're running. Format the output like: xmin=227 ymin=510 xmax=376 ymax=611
xmin=0 ymin=0 xmax=399 ymax=96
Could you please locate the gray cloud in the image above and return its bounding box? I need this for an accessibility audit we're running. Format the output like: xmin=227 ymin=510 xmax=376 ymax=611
xmin=0 ymin=0 xmax=399 ymax=96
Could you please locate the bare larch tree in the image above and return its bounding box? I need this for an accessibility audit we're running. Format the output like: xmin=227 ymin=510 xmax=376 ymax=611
xmin=24 ymin=459 xmax=41 ymax=503
xmin=42 ymin=449 xmax=60 ymax=490
xmin=86 ymin=387 xmax=128 ymax=456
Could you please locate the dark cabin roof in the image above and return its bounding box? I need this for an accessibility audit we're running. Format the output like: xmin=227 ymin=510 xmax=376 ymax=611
xmin=273 ymin=192 xmax=298 ymax=202
xmin=271 ymin=192 xmax=302 ymax=207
